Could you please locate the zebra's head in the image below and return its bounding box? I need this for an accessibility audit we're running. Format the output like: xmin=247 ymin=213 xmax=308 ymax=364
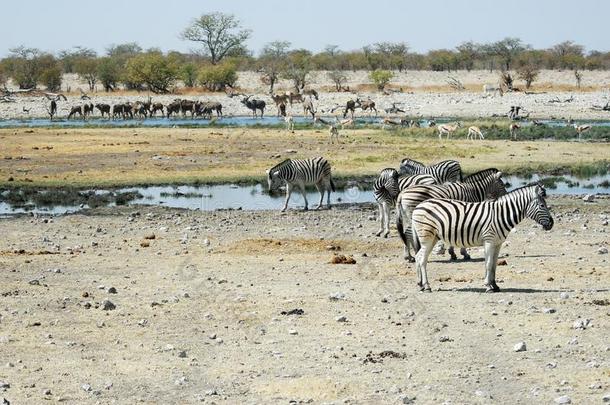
xmin=526 ymin=183 xmax=554 ymax=231
xmin=266 ymin=169 xmax=278 ymax=191
xmin=399 ymin=159 xmax=415 ymax=175
xmin=485 ymin=171 xmax=508 ymax=200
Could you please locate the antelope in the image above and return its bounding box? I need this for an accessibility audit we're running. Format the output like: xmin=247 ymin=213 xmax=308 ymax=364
xmin=241 ymin=96 xmax=266 ymax=118
xmin=329 ymin=124 xmax=339 ymax=143
xmin=509 ymin=123 xmax=520 ymax=140
xmin=286 ymin=91 xmax=303 ymax=106
xmin=285 ymin=114 xmax=294 ymax=132
xmin=342 ymin=99 xmax=358 ymax=119
xmin=382 ymin=117 xmax=401 ymax=130
xmin=437 ymin=122 xmax=461 ymax=140
xmin=467 ymin=126 xmax=484 ymax=140
xmin=339 ymin=118 xmax=354 ymax=129
xmin=357 ymin=98 xmax=377 ymax=116
xmin=271 ymin=94 xmax=289 ymax=116
xmin=574 ymin=124 xmax=591 ymax=141
xmin=303 ymin=98 xmax=315 ymax=119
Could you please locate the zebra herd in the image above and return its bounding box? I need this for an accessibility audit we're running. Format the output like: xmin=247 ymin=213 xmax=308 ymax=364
xmin=267 ymin=156 xmax=554 ymax=293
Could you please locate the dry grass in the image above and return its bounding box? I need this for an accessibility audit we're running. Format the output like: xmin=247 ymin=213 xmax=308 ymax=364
xmin=0 ymin=127 xmax=608 ymax=187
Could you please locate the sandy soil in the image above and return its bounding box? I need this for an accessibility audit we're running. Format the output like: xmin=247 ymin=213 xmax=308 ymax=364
xmin=3 ymin=70 xmax=610 ymax=120
xmin=0 ymin=197 xmax=608 ymax=404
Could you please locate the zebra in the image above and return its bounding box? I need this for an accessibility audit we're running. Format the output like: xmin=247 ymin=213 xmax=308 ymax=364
xmin=399 ymin=158 xmax=462 ymax=183
xmin=396 ymin=168 xmax=507 ymax=262
xmin=411 ymin=182 xmax=554 ymax=292
xmin=373 ymin=169 xmax=437 ymax=237
xmin=266 ymin=157 xmax=335 ymax=212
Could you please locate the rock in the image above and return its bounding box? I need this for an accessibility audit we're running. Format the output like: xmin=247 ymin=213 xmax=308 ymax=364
xmin=178 ymin=350 xmax=187 ymax=358
xmin=81 ymin=383 xmax=92 ymax=392
xmin=107 ymin=287 xmax=117 ymax=294
xmin=336 ymin=316 xmax=348 ymax=322
xmin=144 ymin=234 xmax=156 ymax=240
xmin=583 ymin=194 xmax=595 ymax=203
xmin=573 ymin=318 xmax=591 ymax=329
xmin=603 ymin=393 xmax=610 ymax=402
xmin=329 ymin=292 xmax=346 ymax=301
xmin=497 ymin=259 xmax=508 ymax=266
xmin=28 ymin=279 xmax=40 ymax=286
xmin=554 ymin=395 xmax=571 ymax=404
xmin=101 ymin=300 xmax=116 ymax=311
xmin=560 ymin=292 xmax=570 ymax=300
xmin=288 ymin=329 xmax=298 ymax=335
xmin=598 ymin=247 xmax=608 ymax=255
xmin=140 ymin=241 xmax=150 ymax=248
xmin=543 ymin=308 xmax=556 ymax=314
xmin=514 ymin=342 xmax=527 ymax=352
xmin=42 ymin=389 xmax=51 ymax=395
xmin=208 ymin=334 xmax=217 ymax=340
xmin=203 ymin=238 xmax=210 ymax=246
xmin=0 ymin=382 xmax=9 ymax=389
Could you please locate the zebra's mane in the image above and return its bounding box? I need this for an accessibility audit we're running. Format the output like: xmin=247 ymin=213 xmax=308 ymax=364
xmin=497 ymin=182 xmax=544 ymax=202
xmin=463 ymin=168 xmax=499 ymax=182
xmin=401 ymin=158 xmax=424 ymax=168
xmin=268 ymin=159 xmax=292 ymax=174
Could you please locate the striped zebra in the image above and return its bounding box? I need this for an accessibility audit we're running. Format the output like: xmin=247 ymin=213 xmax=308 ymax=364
xmin=396 ymin=168 xmax=507 ymax=262
xmin=411 ymin=183 xmax=554 ymax=292
xmin=266 ymin=157 xmax=335 ymax=212
xmin=374 ymin=168 xmax=437 ymax=237
xmin=399 ymin=158 xmax=462 ymax=183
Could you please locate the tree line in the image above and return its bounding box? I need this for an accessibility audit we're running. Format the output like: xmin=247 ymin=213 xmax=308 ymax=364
xmin=1 ymin=12 xmax=609 ymax=94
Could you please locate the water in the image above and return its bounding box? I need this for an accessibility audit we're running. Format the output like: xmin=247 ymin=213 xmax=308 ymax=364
xmin=1 ymin=116 xmax=606 ymax=129
xmin=1 ymin=174 xmax=608 ymax=216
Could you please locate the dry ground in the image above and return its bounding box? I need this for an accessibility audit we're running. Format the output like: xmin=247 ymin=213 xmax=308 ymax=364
xmin=0 ymin=197 xmax=608 ymax=404
xmin=1 ymin=127 xmax=609 ymax=188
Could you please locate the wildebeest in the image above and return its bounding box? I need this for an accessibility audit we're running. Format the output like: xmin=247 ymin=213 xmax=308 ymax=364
xmin=133 ymin=101 xmax=149 ymax=119
xmin=83 ymin=103 xmax=94 ymax=119
xmin=150 ymin=103 xmax=164 ymax=117
xmin=179 ymin=99 xmax=195 ymax=118
xmin=95 ymin=103 xmax=111 ymax=118
xmin=199 ymin=101 xmax=222 ymax=117
xmin=166 ymin=101 xmax=181 ymax=118
xmin=67 ymin=106 xmax=83 ymax=119
xmin=241 ymin=96 xmax=266 ymax=118
xmin=112 ymin=103 xmax=133 ymax=120
xmin=343 ymin=99 xmax=358 ymax=119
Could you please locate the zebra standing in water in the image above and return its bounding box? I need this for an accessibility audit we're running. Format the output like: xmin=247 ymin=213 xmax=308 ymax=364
xmin=374 ymin=169 xmax=437 ymax=237
xmin=266 ymin=157 xmax=335 ymax=212
xmin=411 ymin=183 xmax=554 ymax=292
xmin=399 ymin=158 xmax=462 ymax=184
xmin=396 ymin=168 xmax=507 ymax=262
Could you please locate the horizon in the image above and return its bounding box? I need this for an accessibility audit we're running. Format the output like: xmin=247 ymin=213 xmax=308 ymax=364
xmin=1 ymin=0 xmax=609 ymax=57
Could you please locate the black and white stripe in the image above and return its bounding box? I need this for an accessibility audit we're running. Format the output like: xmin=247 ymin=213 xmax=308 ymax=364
xmin=267 ymin=157 xmax=335 ymax=211
xmin=411 ymin=183 xmax=553 ymax=292
xmin=373 ymin=168 xmax=436 ymax=237
xmin=396 ymin=168 xmax=507 ymax=262
xmin=399 ymin=158 xmax=462 ymax=183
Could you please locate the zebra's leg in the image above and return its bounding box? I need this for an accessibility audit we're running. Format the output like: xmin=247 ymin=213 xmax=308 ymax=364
xmin=282 ymin=183 xmax=293 ymax=212
xmin=483 ymin=242 xmax=501 ymax=292
xmin=315 ymin=183 xmax=324 ymax=210
xmin=382 ymin=202 xmax=391 ymax=238
xmin=403 ymin=209 xmax=415 ymax=262
xmin=448 ymin=246 xmax=458 ymax=261
xmin=299 ymin=184 xmax=308 ymax=211
xmin=416 ymin=237 xmax=436 ymax=292
xmin=460 ymin=247 xmax=471 ymax=260
xmin=375 ymin=202 xmax=385 ymax=237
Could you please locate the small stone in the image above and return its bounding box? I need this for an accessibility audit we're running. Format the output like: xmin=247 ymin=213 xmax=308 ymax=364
xmin=583 ymin=194 xmax=595 ymax=202
xmin=43 ymin=389 xmax=51 ymax=395
xmin=439 ymin=336 xmax=452 ymax=342
xmin=101 ymin=300 xmax=116 ymax=311
xmin=144 ymin=233 xmax=156 ymax=240
xmin=81 ymin=383 xmax=92 ymax=392
xmin=203 ymin=238 xmax=210 ymax=246
xmin=329 ymin=292 xmax=346 ymax=301
xmin=573 ymin=318 xmax=591 ymax=329
xmin=554 ymin=395 xmax=571 ymax=404
xmin=514 ymin=342 xmax=527 ymax=352
xmin=208 ymin=334 xmax=217 ymax=340
xmin=497 ymin=259 xmax=508 ymax=266
xmin=28 ymin=279 xmax=40 ymax=286
xmin=137 ymin=319 xmax=148 ymax=326
xmin=543 ymin=308 xmax=556 ymax=314
xmin=598 ymin=247 xmax=608 ymax=255
xmin=560 ymin=292 xmax=570 ymax=300
xmin=177 ymin=350 xmax=187 ymax=358
xmin=336 ymin=316 xmax=348 ymax=322
xmin=0 ymin=382 xmax=9 ymax=389
xmin=288 ymin=329 xmax=298 ymax=335
xmin=602 ymin=393 xmax=610 ymax=402
xmin=107 ymin=287 xmax=117 ymax=294
xmin=140 ymin=241 xmax=150 ymax=248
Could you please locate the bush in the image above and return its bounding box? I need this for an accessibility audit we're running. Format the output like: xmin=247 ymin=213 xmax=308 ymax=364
xmin=198 ymin=62 xmax=237 ymax=91
xmin=181 ymin=63 xmax=199 ymax=87
xmin=39 ymin=65 xmax=62 ymax=91
xmin=369 ymin=69 xmax=394 ymax=91
xmin=517 ymin=65 xmax=539 ymax=89
xmin=124 ymin=53 xmax=178 ymax=93
xmin=327 ymin=71 xmax=347 ymax=91
xmin=97 ymin=57 xmax=121 ymax=92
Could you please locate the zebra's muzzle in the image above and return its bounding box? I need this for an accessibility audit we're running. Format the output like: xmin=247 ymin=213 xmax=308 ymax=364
xmin=542 ymin=217 xmax=554 ymax=231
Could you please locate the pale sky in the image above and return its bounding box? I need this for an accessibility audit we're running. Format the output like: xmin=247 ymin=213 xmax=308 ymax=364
xmin=1 ymin=0 xmax=608 ymax=57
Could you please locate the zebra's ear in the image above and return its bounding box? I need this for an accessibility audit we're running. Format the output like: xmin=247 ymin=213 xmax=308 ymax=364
xmin=494 ymin=171 xmax=503 ymax=179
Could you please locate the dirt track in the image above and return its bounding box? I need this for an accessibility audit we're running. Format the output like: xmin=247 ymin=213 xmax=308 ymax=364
xmin=0 ymin=197 xmax=608 ymax=404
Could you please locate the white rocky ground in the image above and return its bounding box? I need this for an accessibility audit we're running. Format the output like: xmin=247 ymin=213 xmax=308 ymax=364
xmin=0 ymin=197 xmax=608 ymax=403
xmin=2 ymin=70 xmax=610 ymax=120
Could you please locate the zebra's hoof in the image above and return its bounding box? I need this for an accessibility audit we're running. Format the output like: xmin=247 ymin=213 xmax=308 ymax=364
xmin=405 ymin=256 xmax=415 ymax=263
xmin=420 ymin=285 xmax=432 ymax=293
xmin=462 ymin=254 xmax=472 ymax=261
xmin=382 ymin=232 xmax=389 ymax=238
xmin=303 ymin=207 xmax=308 ymax=211
xmin=375 ymin=231 xmax=382 ymax=237
xmin=449 ymin=255 xmax=458 ymax=261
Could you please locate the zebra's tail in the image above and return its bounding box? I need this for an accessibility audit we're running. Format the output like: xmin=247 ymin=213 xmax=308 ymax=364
xmin=330 ymin=178 xmax=336 ymax=192
xmin=396 ymin=206 xmax=408 ymax=247
xmin=412 ymin=224 xmax=421 ymax=254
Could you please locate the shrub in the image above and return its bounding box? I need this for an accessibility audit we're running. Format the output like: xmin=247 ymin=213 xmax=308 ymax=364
xmin=198 ymin=62 xmax=237 ymax=91
xmin=39 ymin=65 xmax=62 ymax=91
xmin=327 ymin=70 xmax=348 ymax=91
xmin=124 ymin=53 xmax=178 ymax=93
xmin=369 ymin=69 xmax=394 ymax=91
xmin=180 ymin=63 xmax=198 ymax=87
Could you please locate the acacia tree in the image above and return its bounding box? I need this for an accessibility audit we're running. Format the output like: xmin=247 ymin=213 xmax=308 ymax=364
xmin=258 ymin=40 xmax=290 ymax=93
xmin=486 ymin=37 xmax=529 ymax=71
xmin=5 ymin=46 xmax=42 ymax=88
xmin=282 ymin=50 xmax=312 ymax=92
xmin=74 ymin=57 xmax=99 ymax=91
xmin=181 ymin=12 xmax=251 ymax=65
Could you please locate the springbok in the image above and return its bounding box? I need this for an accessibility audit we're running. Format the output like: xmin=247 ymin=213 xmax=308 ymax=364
xmin=339 ymin=118 xmax=354 ymax=129
xmin=467 ymin=126 xmax=484 ymax=140
xmin=574 ymin=124 xmax=591 ymax=141
xmin=285 ymin=114 xmax=294 ymax=133
xmin=329 ymin=124 xmax=339 ymax=143
xmin=509 ymin=123 xmax=520 ymax=140
xmin=382 ymin=117 xmax=401 ymax=130
xmin=437 ymin=122 xmax=461 ymax=140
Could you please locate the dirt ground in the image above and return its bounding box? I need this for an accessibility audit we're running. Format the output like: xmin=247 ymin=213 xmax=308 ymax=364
xmin=1 ymin=127 xmax=609 ymax=188
xmin=0 ymin=196 xmax=608 ymax=404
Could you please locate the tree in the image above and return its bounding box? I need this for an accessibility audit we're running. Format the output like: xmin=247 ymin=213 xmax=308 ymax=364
xmin=58 ymin=46 xmax=96 ymax=73
xmin=180 ymin=63 xmax=199 ymax=87
xmin=181 ymin=12 xmax=251 ymax=65
xmin=97 ymin=57 xmax=121 ymax=92
xmin=259 ymin=40 xmax=290 ymax=93
xmin=282 ymin=49 xmax=313 ymax=92
xmin=6 ymin=46 xmax=42 ymax=88
xmin=487 ymin=38 xmax=529 ymax=71
xmin=327 ymin=71 xmax=348 ymax=91
xmin=551 ymin=41 xmax=585 ymax=69
xmin=124 ymin=53 xmax=178 ymax=93
xmin=369 ymin=70 xmax=394 ymax=91
xmin=106 ymin=42 xmax=142 ymax=59
xmin=517 ymin=65 xmax=539 ymax=89
xmin=39 ymin=64 xmax=62 ymax=91
xmin=74 ymin=57 xmax=99 ymax=91
xmin=198 ymin=62 xmax=237 ymax=91
xmin=456 ymin=41 xmax=480 ymax=71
